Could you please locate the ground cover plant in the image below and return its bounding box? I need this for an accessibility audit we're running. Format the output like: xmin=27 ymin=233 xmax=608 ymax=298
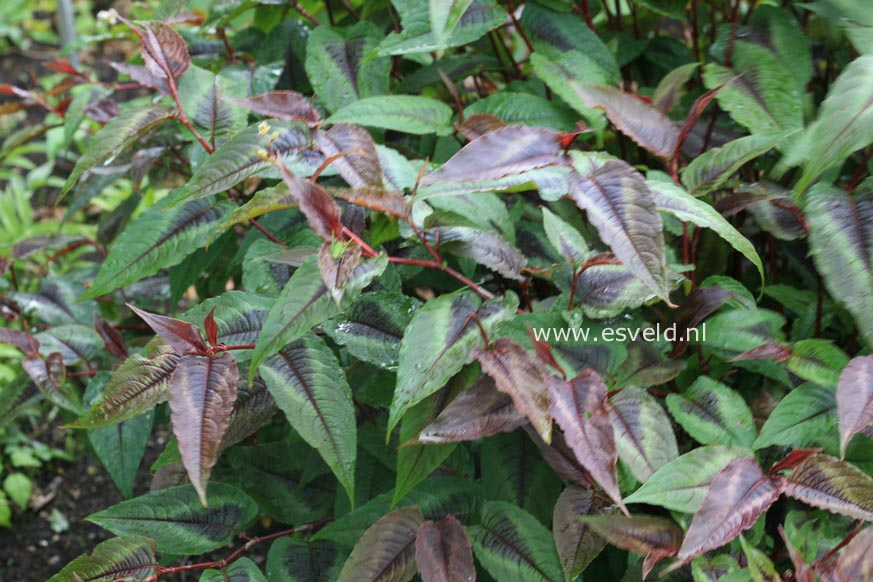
xmin=2 ymin=0 xmax=873 ymax=580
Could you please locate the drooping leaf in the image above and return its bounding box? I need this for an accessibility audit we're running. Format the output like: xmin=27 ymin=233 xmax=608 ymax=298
xmin=389 ymin=291 xmax=518 ymax=435
xmin=47 ymin=535 xmax=157 ymax=582
xmin=703 ymin=42 xmax=803 ymax=135
xmin=415 ymin=515 xmax=476 ymax=582
xmin=649 ymin=174 xmax=764 ymax=285
xmin=337 ymin=506 xmax=425 ymax=582
xmin=305 ymin=22 xmax=390 ymax=114
xmin=551 ymin=486 xmax=612 ymax=580
xmin=81 ymin=197 xmax=232 ymax=299
xmin=22 ymin=352 xmax=74 ymax=411
xmin=653 ymin=63 xmax=699 ymax=113
xmin=419 ymin=126 xmax=566 ymax=196
xmin=531 ymin=54 xmax=678 ymax=159
xmin=0 ymin=328 xmax=38 ymax=353
xmin=674 ymin=458 xmax=786 ymax=567
xmin=87 ymin=483 xmax=258 ymax=554
xmin=199 ymin=557 xmax=266 ymax=582
xmin=474 ymin=338 xmax=553 ymax=443
xmin=754 ymin=383 xmax=837 ymax=451
xmin=580 ymin=515 xmax=682 ymax=580
xmin=624 ymin=445 xmax=751 ymax=514
xmin=250 ymin=255 xmax=339 ymax=382
xmin=169 ymin=352 xmax=239 ymax=506
xmin=71 ymin=339 xmax=179 ymax=428
xmin=424 ymin=226 xmax=526 ymax=281
xmin=778 ymin=525 xmax=815 ymax=582
xmin=607 ymin=387 xmax=678 ymax=483
xmin=468 ymin=501 xmax=563 ymax=582
xmin=682 ymin=132 xmax=792 ymax=196
xmin=60 ymin=104 xmax=175 ymax=198
xmin=838 ymin=355 xmax=873 ymax=456
xmin=547 ymin=369 xmax=624 ymax=511
xmin=84 ymin=373 xmax=154 ymax=498
xmin=128 ymin=304 xmax=206 ymax=355
xmin=569 ymin=155 xmax=670 ymax=302
xmin=789 ymin=339 xmax=849 ymax=389
xmin=266 ymin=538 xmax=345 ymax=582
xmin=259 ymin=334 xmax=356 ymax=504
xmin=805 ymin=184 xmax=873 ymax=346
xmin=784 ymin=453 xmax=873 ymax=521
xmin=229 ymin=90 xmax=320 ymax=126
xmin=666 ymin=377 xmax=757 ymax=448
xmin=314 ymin=123 xmax=384 ymax=189
xmin=782 ymin=54 xmax=873 ymax=193
xmin=419 ymin=376 xmax=526 ymax=444
xmin=276 ymin=164 xmax=342 ymax=242
xmin=129 ymin=19 xmax=190 ymax=83
xmin=327 ymin=96 xmax=453 ymax=135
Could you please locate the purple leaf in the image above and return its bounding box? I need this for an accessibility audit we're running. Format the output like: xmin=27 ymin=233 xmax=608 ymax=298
xmin=229 ymin=91 xmax=320 ymax=126
xmin=837 ymin=355 xmax=873 ymax=456
xmin=836 ymin=527 xmax=873 ymax=581
xmin=675 ymin=458 xmax=786 ymax=567
xmin=169 ymin=352 xmax=239 ymax=506
xmin=547 ymin=370 xmax=625 ymax=513
xmin=337 ymin=506 xmax=425 ymax=582
xmin=276 ymin=165 xmax=343 ymax=242
xmin=127 ymin=303 xmax=207 ymax=355
xmin=580 ymin=515 xmax=682 ymax=580
xmin=415 ymin=515 xmax=476 ymax=582
xmin=314 ymin=123 xmax=384 ymax=189
xmin=552 ymin=487 xmax=613 ymax=579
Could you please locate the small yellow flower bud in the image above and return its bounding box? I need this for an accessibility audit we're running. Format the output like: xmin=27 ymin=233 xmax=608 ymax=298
xmin=257 ymin=121 xmax=271 ymax=136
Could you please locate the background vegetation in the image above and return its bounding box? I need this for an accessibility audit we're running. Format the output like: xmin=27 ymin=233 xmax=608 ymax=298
xmin=2 ymin=0 xmax=873 ymax=580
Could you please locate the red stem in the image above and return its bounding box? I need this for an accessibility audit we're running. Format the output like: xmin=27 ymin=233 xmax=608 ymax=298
xmin=506 ymin=0 xmax=535 ymax=54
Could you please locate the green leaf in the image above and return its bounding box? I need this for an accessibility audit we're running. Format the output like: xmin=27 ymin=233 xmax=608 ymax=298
xmin=87 ymin=483 xmax=259 ymax=554
xmin=754 ymin=383 xmax=837 ymax=451
xmin=542 ymin=207 xmax=590 ymax=266
xmin=430 ymin=0 xmax=474 ymax=49
xmin=250 ymin=255 xmax=339 ymax=382
xmin=84 ymin=373 xmax=155 ymax=498
xmin=624 ymin=445 xmax=750 ymax=513
xmin=703 ymin=42 xmax=803 ymax=135
xmin=327 ymin=96 xmax=453 ymax=135
xmin=738 ymin=535 xmax=780 ymax=582
xmin=267 ymin=538 xmax=344 ymax=582
xmin=375 ymin=0 xmax=505 ymax=56
xmin=805 ymin=184 xmax=873 ymax=346
xmin=682 ymin=132 xmax=793 ymax=196
xmin=785 ymin=453 xmax=873 ymax=522
xmin=388 ymin=291 xmax=518 ymax=435
xmin=200 ymin=557 xmax=266 ymax=582
xmin=666 ymin=377 xmax=757 ymax=448
xmin=71 ymin=339 xmax=178 ymax=428
xmin=425 ymin=226 xmax=526 ymax=280
xmin=59 ymin=104 xmax=175 ymax=199
xmin=337 ymin=506 xmax=424 ymax=582
xmin=809 ymin=0 xmax=873 ymax=55
xmin=178 ymin=65 xmax=248 ymax=148
xmin=3 ymin=472 xmax=31 ymax=509
xmin=468 ymin=501 xmax=563 ymax=582
xmin=260 ymin=334 xmax=356 ymax=505
xmin=464 ymin=92 xmax=579 ymax=132
xmin=81 ymin=197 xmax=233 ymax=299
xmin=788 ymin=339 xmax=849 ymax=388
xmin=551 ymin=487 xmax=612 ymax=580
xmin=608 ymin=387 xmax=678 ymax=483
xmin=47 ymin=535 xmax=157 ymax=582
xmin=569 ymin=154 xmax=670 ymax=302
xmin=783 ymin=55 xmax=873 ymax=193
xmin=305 ymin=22 xmax=390 ymax=114
xmin=649 ymin=174 xmax=764 ymax=286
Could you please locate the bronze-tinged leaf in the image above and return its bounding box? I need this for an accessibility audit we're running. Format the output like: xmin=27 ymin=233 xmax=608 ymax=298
xmin=836 ymin=527 xmax=873 ymax=581
xmin=71 ymin=340 xmax=179 ymax=428
xmin=337 ymin=506 xmax=425 ymax=582
xmin=22 ymin=352 xmax=73 ymax=410
xmin=580 ymin=515 xmax=682 ymax=580
xmin=95 ymin=314 xmax=128 ymax=359
xmin=318 ymin=242 xmax=363 ymax=306
xmin=314 ymin=123 xmax=384 ymax=189
xmin=415 ymin=515 xmax=476 ymax=582
xmin=276 ymin=164 xmax=343 ymax=242
xmin=568 ymin=157 xmax=670 ymax=302
xmin=111 ymin=62 xmax=170 ymax=95
xmin=0 ymin=328 xmax=39 ymax=353
xmin=421 ymin=125 xmax=565 ymax=187
xmin=424 ymin=227 xmax=526 ymax=281
xmin=419 ymin=376 xmax=526 ymax=444
xmin=333 ymin=187 xmax=410 ymax=218
xmin=127 ymin=304 xmax=206 ymax=355
xmin=220 ymin=375 xmax=277 ymax=451
xmin=474 ymin=338 xmax=553 ymax=443
xmin=837 ymin=355 xmax=873 ymax=456
xmin=552 ymin=487 xmax=613 ymax=579
xmin=547 ymin=370 xmax=625 ymax=513
xmin=778 ymin=525 xmax=814 ymax=582
xmin=169 ymin=352 xmax=239 ymax=506
xmin=456 ymin=113 xmax=506 ymax=141
xmin=671 ymin=286 xmax=739 ymax=357
xmin=784 ymin=453 xmax=873 ymax=521
xmin=229 ymin=91 xmax=320 ymax=126
xmin=526 ymin=425 xmax=594 ymax=489
xmin=675 ymin=458 xmax=786 ymax=567
xmin=130 ymin=19 xmax=190 ymax=83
